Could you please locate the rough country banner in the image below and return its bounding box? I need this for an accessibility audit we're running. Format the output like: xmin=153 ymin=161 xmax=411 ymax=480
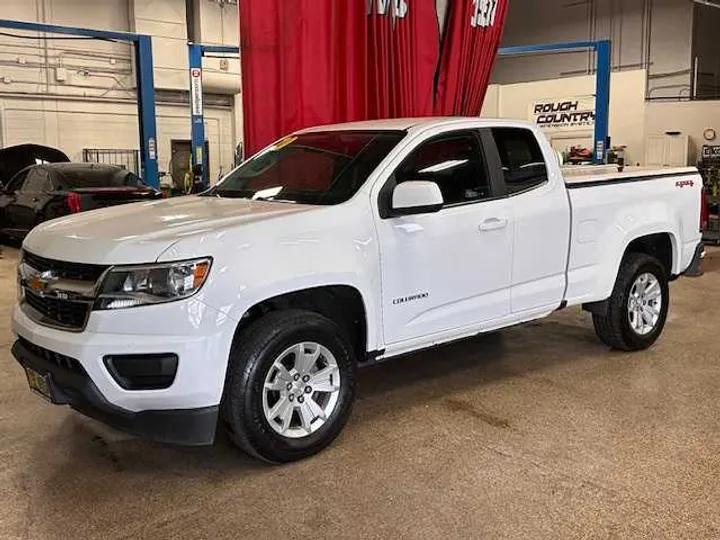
xmin=529 ymin=97 xmax=596 ymax=131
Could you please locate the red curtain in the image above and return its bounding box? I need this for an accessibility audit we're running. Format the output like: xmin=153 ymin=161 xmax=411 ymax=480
xmin=239 ymin=1 xmax=366 ymax=156
xmin=366 ymin=0 xmax=439 ymax=119
xmin=239 ymin=1 xmax=508 ymax=155
xmin=240 ymin=0 xmax=440 ymax=155
xmin=434 ymin=0 xmax=509 ymax=116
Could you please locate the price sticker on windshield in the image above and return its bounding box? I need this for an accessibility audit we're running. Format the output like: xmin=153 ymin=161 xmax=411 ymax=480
xmin=273 ymin=136 xmax=297 ymax=151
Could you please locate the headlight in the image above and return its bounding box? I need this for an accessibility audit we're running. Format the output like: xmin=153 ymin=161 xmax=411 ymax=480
xmin=96 ymin=258 xmax=212 ymax=310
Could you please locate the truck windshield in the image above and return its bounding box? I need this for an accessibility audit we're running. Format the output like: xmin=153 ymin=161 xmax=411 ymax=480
xmin=208 ymin=131 xmax=405 ymax=205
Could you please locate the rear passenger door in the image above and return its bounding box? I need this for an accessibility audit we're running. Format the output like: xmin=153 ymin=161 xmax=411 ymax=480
xmin=488 ymin=127 xmax=570 ymax=314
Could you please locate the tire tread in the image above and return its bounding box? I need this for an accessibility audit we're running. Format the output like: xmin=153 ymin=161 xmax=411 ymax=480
xmin=592 ymin=252 xmax=669 ymax=351
xmin=221 ymin=309 xmax=355 ymax=463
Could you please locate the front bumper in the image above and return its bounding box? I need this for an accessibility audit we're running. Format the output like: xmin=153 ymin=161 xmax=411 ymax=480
xmin=11 ymin=298 xmax=237 ymax=446
xmin=12 ymin=338 xmax=218 ymax=445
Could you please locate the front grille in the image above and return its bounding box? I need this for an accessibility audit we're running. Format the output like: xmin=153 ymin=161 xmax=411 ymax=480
xmin=17 ymin=336 xmax=86 ymax=375
xmin=23 ymin=251 xmax=108 ymax=282
xmin=24 ymin=290 xmax=90 ymax=330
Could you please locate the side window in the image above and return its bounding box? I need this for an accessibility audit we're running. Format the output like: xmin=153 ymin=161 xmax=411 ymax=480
xmin=491 ymin=128 xmax=548 ymax=195
xmin=5 ymin=171 xmax=28 ymax=193
xmin=395 ymin=132 xmax=491 ymax=206
xmin=21 ymin=169 xmax=50 ymax=193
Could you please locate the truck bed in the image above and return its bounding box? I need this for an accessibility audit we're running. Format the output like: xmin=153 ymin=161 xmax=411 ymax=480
xmin=563 ymin=166 xmax=698 ymax=187
xmin=563 ymin=165 xmax=702 ymax=308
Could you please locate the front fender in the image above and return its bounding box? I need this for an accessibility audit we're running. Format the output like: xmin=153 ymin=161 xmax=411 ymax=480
xmin=158 ymin=202 xmax=383 ymax=352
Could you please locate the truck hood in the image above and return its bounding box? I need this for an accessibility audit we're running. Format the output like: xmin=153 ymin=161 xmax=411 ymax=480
xmin=23 ymin=196 xmax=316 ymax=264
xmin=0 ymin=144 xmax=70 ymax=185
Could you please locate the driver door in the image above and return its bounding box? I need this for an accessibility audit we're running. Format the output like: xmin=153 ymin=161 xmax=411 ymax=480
xmin=374 ymin=130 xmax=514 ymax=346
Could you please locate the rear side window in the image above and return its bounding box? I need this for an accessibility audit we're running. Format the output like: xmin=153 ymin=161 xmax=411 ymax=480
xmin=491 ymin=128 xmax=548 ymax=195
xmin=5 ymin=171 xmax=28 ymax=193
xmin=394 ymin=132 xmax=491 ymax=206
xmin=22 ymin=169 xmax=51 ymax=193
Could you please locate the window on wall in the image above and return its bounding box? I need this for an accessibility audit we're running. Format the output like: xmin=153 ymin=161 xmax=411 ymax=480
xmin=491 ymin=128 xmax=548 ymax=195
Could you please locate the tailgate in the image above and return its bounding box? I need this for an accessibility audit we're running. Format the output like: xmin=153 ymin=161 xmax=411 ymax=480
xmin=74 ymin=187 xmax=162 ymax=210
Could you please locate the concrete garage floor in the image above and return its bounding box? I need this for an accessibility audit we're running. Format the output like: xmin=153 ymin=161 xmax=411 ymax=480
xmin=1 ymin=246 xmax=719 ymax=540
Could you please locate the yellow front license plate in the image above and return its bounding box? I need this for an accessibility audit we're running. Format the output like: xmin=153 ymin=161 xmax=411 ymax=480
xmin=24 ymin=368 xmax=54 ymax=402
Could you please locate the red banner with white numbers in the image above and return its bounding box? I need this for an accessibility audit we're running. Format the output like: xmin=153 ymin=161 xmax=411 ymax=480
xmin=435 ymin=0 xmax=508 ymax=116
xmin=239 ymin=0 xmax=507 ymax=155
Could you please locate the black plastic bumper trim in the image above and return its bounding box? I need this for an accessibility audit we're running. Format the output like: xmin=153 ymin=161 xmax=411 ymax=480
xmin=681 ymin=241 xmax=705 ymax=278
xmin=12 ymin=339 xmax=218 ymax=446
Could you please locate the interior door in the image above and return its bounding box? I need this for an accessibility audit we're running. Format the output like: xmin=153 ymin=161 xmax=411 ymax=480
xmin=375 ymin=130 xmax=514 ymax=345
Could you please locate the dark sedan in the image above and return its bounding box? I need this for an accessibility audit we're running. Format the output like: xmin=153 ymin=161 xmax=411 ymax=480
xmin=0 ymin=163 xmax=163 ymax=240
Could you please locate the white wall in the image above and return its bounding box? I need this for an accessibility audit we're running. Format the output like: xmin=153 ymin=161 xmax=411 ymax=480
xmin=0 ymin=96 xmax=235 ymax=181
xmin=130 ymin=0 xmax=188 ymax=91
xmin=0 ymin=0 xmax=241 ymax=181
xmin=483 ymin=70 xmax=648 ymax=165
xmin=194 ymin=0 xmax=241 ymax=94
xmin=495 ymin=0 xmax=694 ymax=100
xmin=645 ymin=101 xmax=720 ymax=163
xmin=0 ymin=0 xmax=134 ymax=100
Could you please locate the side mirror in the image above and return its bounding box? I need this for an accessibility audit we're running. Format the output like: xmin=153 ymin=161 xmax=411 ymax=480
xmin=391 ymin=181 xmax=444 ymax=216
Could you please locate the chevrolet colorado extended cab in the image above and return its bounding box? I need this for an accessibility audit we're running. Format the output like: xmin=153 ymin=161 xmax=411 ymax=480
xmin=11 ymin=118 xmax=704 ymax=463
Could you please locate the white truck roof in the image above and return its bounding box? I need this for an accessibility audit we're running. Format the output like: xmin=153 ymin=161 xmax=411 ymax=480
xmin=298 ymin=117 xmax=538 ymax=133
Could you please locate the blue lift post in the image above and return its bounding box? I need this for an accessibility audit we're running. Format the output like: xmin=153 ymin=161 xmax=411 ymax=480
xmin=498 ymin=40 xmax=612 ymax=164
xmin=187 ymin=43 xmax=240 ymax=188
xmin=0 ymin=19 xmax=160 ymax=187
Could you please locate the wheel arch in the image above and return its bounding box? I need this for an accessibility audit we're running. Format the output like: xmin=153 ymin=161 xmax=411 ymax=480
xmin=232 ymin=284 xmax=371 ymax=362
xmin=584 ymin=231 xmax=677 ymax=316
xmin=623 ymin=232 xmax=677 ymax=277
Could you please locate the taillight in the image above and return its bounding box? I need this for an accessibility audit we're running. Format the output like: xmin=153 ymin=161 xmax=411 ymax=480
xmin=67 ymin=192 xmax=82 ymax=213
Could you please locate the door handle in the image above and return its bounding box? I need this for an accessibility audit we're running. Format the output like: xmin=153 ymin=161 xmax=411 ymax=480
xmin=479 ymin=218 xmax=508 ymax=232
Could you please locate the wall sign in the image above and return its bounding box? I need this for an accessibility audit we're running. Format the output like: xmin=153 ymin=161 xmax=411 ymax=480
xmin=702 ymin=145 xmax=720 ymax=159
xmin=528 ymin=96 xmax=596 ymax=132
xmin=190 ymin=67 xmax=203 ymax=117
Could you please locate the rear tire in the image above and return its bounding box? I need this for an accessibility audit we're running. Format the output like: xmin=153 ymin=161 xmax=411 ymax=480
xmin=222 ymin=310 xmax=357 ymax=463
xmin=592 ymin=253 xmax=669 ymax=351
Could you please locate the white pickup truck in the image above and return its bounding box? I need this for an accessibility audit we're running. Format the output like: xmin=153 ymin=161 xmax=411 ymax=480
xmin=12 ymin=118 xmax=703 ymax=463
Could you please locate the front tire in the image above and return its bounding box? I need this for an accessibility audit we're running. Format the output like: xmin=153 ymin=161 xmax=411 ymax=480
xmin=222 ymin=310 xmax=357 ymax=463
xmin=592 ymin=253 xmax=670 ymax=351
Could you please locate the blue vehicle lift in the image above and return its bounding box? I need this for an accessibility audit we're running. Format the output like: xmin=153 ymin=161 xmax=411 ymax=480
xmin=0 ymin=19 xmax=160 ymax=187
xmin=498 ymin=40 xmax=612 ymax=164
xmin=188 ymin=43 xmax=240 ymax=187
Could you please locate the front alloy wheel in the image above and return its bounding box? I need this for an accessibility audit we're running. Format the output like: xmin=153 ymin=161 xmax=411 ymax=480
xmin=222 ymin=310 xmax=356 ymax=463
xmin=262 ymin=342 xmax=341 ymax=439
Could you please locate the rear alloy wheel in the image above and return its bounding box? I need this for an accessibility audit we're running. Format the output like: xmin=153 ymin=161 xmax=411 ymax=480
xmin=626 ymin=273 xmax=663 ymax=336
xmin=222 ymin=310 xmax=356 ymax=463
xmin=592 ymin=253 xmax=669 ymax=351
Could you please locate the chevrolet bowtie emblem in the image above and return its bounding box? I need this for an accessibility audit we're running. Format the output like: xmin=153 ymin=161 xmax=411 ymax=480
xmin=27 ymin=270 xmax=58 ymax=293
